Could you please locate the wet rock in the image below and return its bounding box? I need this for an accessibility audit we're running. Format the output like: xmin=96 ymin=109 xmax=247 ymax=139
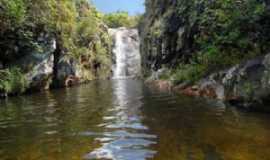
xmin=180 ymin=86 xmax=200 ymax=97
xmin=170 ymin=53 xmax=270 ymax=111
xmin=146 ymin=80 xmax=172 ymax=92
xmin=65 ymin=75 xmax=80 ymax=87
xmin=190 ymin=53 xmax=270 ymax=112
xmin=56 ymin=57 xmax=77 ymax=86
xmin=55 ymin=57 xmax=88 ymax=87
xmin=173 ymin=82 xmax=189 ymax=91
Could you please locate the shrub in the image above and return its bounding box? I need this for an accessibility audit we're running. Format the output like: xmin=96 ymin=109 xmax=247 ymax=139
xmin=194 ymin=0 xmax=269 ymax=70
xmin=172 ymin=63 xmax=207 ymax=85
xmin=0 ymin=0 xmax=112 ymax=80
xmin=103 ymin=11 xmax=141 ymax=28
xmin=142 ymin=0 xmax=270 ymax=84
xmin=0 ymin=68 xmax=28 ymax=95
xmin=0 ymin=0 xmax=26 ymax=30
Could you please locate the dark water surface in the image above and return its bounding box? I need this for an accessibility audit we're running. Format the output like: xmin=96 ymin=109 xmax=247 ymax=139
xmin=0 ymin=79 xmax=270 ymax=160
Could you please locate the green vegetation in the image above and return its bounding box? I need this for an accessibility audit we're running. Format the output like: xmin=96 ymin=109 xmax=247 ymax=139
xmin=0 ymin=0 xmax=112 ymax=95
xmin=103 ymin=11 xmax=141 ymax=28
xmin=142 ymin=0 xmax=270 ymax=84
xmin=182 ymin=0 xmax=270 ymax=84
xmin=194 ymin=0 xmax=269 ymax=70
xmin=0 ymin=68 xmax=28 ymax=95
xmin=172 ymin=64 xmax=207 ymax=85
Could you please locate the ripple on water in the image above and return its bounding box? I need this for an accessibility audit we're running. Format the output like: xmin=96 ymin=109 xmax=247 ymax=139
xmin=1 ymin=80 xmax=270 ymax=160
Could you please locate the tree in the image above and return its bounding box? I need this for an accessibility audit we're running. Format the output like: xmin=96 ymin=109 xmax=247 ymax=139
xmin=103 ymin=11 xmax=141 ymax=28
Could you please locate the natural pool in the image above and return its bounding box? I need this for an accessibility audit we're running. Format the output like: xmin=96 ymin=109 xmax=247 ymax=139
xmin=0 ymin=79 xmax=269 ymax=160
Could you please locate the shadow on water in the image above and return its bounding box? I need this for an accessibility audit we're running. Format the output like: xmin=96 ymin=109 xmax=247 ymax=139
xmin=0 ymin=79 xmax=270 ymax=160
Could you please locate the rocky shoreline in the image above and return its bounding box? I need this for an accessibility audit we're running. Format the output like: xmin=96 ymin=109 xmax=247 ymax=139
xmin=146 ymin=53 xmax=270 ymax=112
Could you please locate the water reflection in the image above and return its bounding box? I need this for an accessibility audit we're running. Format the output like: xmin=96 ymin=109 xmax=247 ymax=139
xmin=0 ymin=80 xmax=270 ymax=160
xmin=86 ymin=79 xmax=156 ymax=160
xmin=141 ymin=93 xmax=270 ymax=160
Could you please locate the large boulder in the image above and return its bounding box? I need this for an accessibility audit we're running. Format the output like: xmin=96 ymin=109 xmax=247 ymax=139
xmin=54 ymin=24 xmax=112 ymax=87
xmin=178 ymin=53 xmax=270 ymax=112
xmin=13 ymin=33 xmax=56 ymax=91
xmin=26 ymin=53 xmax=54 ymax=91
xmin=55 ymin=57 xmax=93 ymax=87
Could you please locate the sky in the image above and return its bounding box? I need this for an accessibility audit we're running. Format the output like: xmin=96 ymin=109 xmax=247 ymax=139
xmin=91 ymin=0 xmax=145 ymax=15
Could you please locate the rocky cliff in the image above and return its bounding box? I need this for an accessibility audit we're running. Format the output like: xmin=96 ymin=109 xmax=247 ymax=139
xmin=177 ymin=53 xmax=270 ymax=112
xmin=140 ymin=0 xmax=195 ymax=71
xmin=0 ymin=24 xmax=112 ymax=96
xmin=140 ymin=0 xmax=270 ymax=72
xmin=0 ymin=0 xmax=114 ymax=97
xmin=140 ymin=0 xmax=270 ymax=111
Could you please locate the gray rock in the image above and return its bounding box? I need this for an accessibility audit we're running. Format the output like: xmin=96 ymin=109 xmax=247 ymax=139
xmin=197 ymin=53 xmax=270 ymax=112
xmin=55 ymin=57 xmax=82 ymax=87
xmin=26 ymin=53 xmax=54 ymax=91
xmin=13 ymin=35 xmax=56 ymax=91
xmin=57 ymin=57 xmax=77 ymax=81
xmin=139 ymin=0 xmax=197 ymax=72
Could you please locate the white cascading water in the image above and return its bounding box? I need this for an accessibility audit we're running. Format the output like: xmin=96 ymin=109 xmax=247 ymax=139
xmin=109 ymin=27 xmax=141 ymax=79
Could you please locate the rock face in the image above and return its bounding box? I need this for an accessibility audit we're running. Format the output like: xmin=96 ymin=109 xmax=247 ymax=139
xmin=26 ymin=53 xmax=54 ymax=91
xmin=140 ymin=0 xmax=270 ymax=112
xmin=139 ymin=0 xmax=198 ymax=72
xmin=9 ymin=26 xmax=112 ymax=93
xmin=139 ymin=0 xmax=270 ymax=73
xmin=53 ymin=25 xmax=112 ymax=87
xmin=176 ymin=53 xmax=270 ymax=112
xmin=13 ymin=34 xmax=56 ymax=91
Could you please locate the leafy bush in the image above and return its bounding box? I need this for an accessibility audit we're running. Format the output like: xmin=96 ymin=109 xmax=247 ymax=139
xmin=0 ymin=0 xmax=26 ymax=31
xmin=194 ymin=0 xmax=269 ymax=70
xmin=103 ymin=11 xmax=141 ymax=28
xmin=142 ymin=0 xmax=270 ymax=84
xmin=0 ymin=68 xmax=28 ymax=95
xmin=159 ymin=69 xmax=172 ymax=80
xmin=172 ymin=63 xmax=207 ymax=85
xmin=0 ymin=0 xmax=112 ymax=80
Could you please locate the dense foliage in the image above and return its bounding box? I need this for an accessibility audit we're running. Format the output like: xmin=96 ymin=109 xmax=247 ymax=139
xmin=141 ymin=0 xmax=270 ymax=84
xmin=194 ymin=0 xmax=269 ymax=69
xmin=0 ymin=68 xmax=28 ymax=95
xmin=0 ymin=0 xmax=112 ymax=95
xmin=103 ymin=11 xmax=141 ymax=28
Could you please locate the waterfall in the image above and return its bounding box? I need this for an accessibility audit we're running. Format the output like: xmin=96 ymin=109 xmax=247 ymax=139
xmin=109 ymin=28 xmax=141 ymax=79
